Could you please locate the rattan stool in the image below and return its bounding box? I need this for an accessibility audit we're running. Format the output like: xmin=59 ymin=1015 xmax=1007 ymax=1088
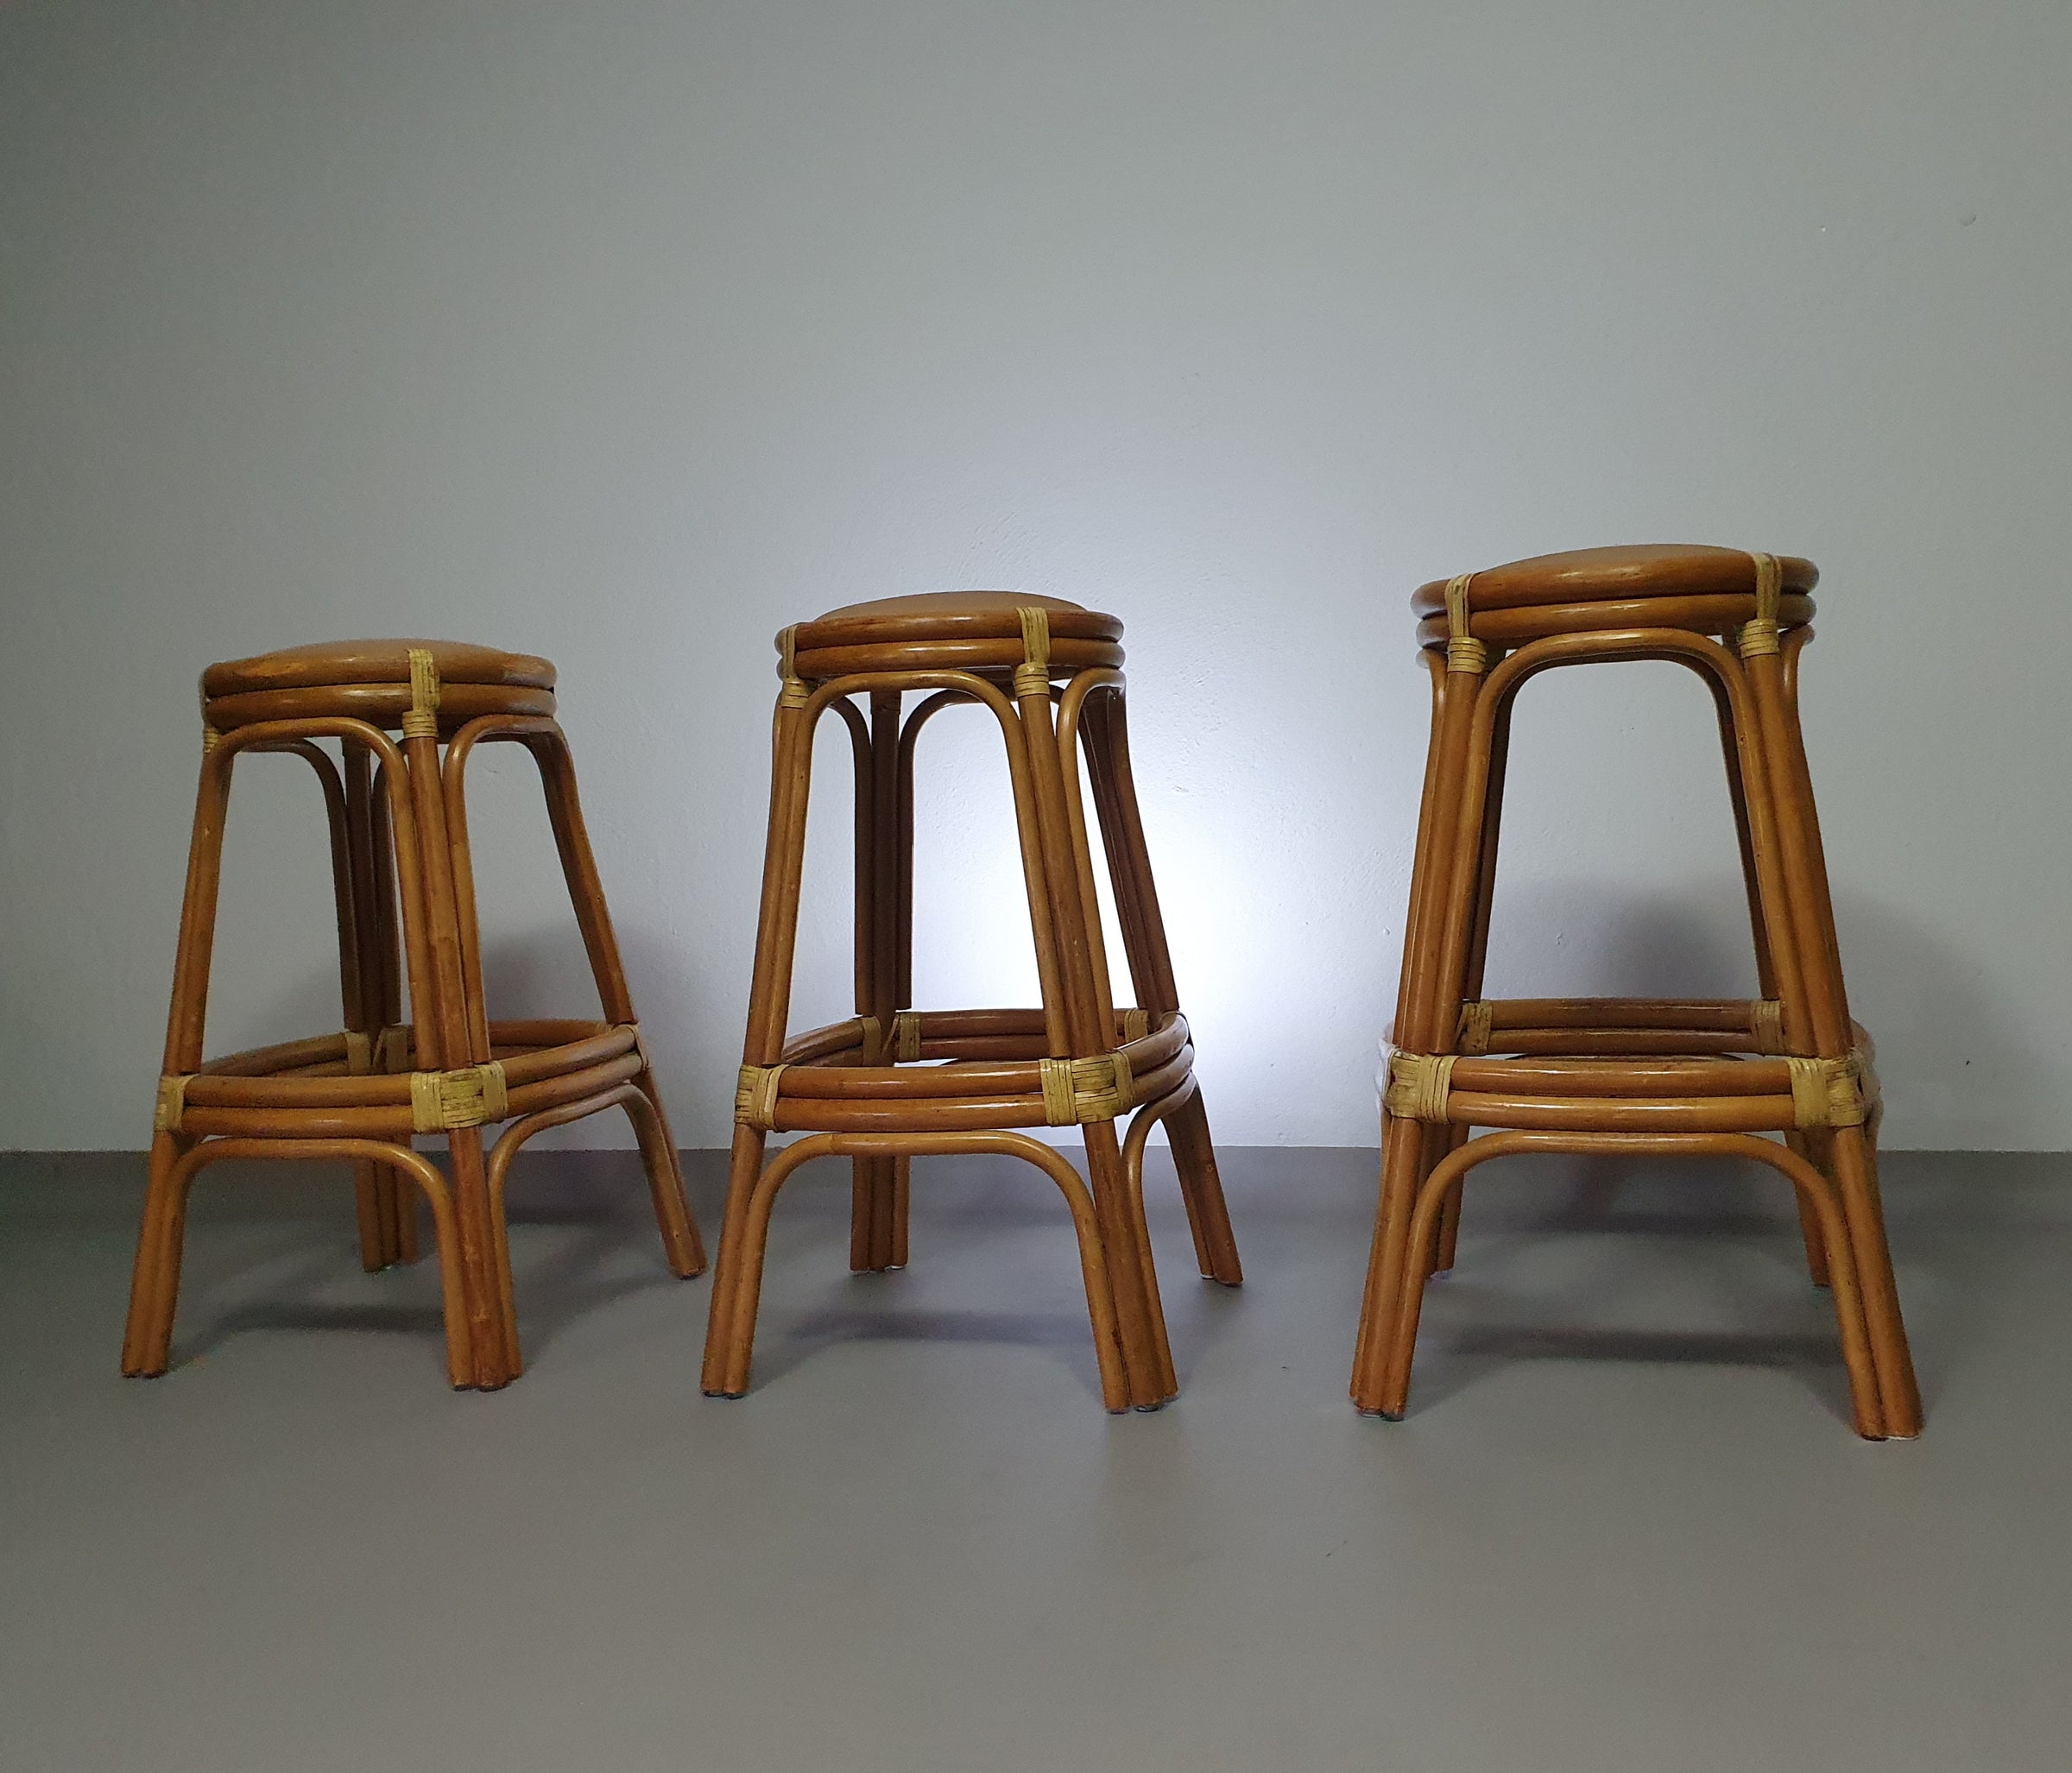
xmin=1351 ymin=546 xmax=1921 ymax=1439
xmin=121 ymin=640 xmax=704 ymax=1391
xmin=700 ymin=592 xmax=1243 ymax=1410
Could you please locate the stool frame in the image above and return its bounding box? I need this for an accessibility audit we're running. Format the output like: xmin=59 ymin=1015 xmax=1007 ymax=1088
xmin=702 ymin=606 xmax=1242 ymax=1411
xmin=123 ymin=656 xmax=703 ymax=1391
xmin=1351 ymin=558 xmax=1922 ymax=1439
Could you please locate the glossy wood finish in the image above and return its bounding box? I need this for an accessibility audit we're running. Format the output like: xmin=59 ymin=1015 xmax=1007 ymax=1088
xmin=701 ymin=593 xmax=1241 ymax=1411
xmin=1353 ymin=546 xmax=1921 ymax=1439
xmin=122 ymin=641 xmax=703 ymax=1390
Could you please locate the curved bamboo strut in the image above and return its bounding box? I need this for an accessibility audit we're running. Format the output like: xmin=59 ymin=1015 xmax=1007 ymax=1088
xmin=479 ymin=1079 xmax=706 ymax=1379
xmin=121 ymin=1136 xmax=472 ymax=1389
xmin=484 ymin=1079 xmax=699 ymax=1277
xmin=1055 ymin=668 xmax=1128 ymax=1038
xmin=1109 ymin=1077 xmax=1200 ymax=1391
xmin=237 ymin=738 xmax=363 ymax=1025
xmin=802 ymin=671 xmax=1069 ymax=1055
xmin=1431 ymin=628 xmax=1769 ymax=1061
xmin=1369 ymin=1130 xmax=1882 ymax=1437
xmin=166 ymin=718 xmax=432 ymax=1081
xmin=830 ymin=694 xmax=876 ymax=1019
xmin=701 ymin=1130 xmax=1131 ymax=1411
xmin=336 ymin=739 xmax=408 ymax=1271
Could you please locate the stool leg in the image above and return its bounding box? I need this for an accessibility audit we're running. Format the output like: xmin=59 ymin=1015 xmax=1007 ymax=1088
xmin=1428 ymin=1126 xmax=1470 ymax=1277
xmin=121 ymin=1136 xmax=229 ymax=1378
xmin=123 ymin=741 xmax=236 ymax=1376
xmin=1078 ymin=690 xmax=1241 ymax=1285
xmin=1354 ymin=654 xmax=1485 ymax=1412
xmin=1431 ymin=678 xmax=1514 ymax=1278
xmin=1744 ymin=640 xmax=1920 ymax=1435
xmin=362 ymin=764 xmax=419 ymax=1264
xmin=702 ymin=1126 xmax=773 ymax=1394
xmin=336 ymin=742 xmax=407 ymax=1271
xmin=850 ymin=691 xmax=906 ymax=1272
xmin=1090 ymin=1118 xmax=1177 ymax=1404
xmin=308 ymin=744 xmax=382 ymax=1271
xmin=1352 ymin=654 xmax=1451 ymax=1404
xmin=398 ymin=730 xmax=511 ymax=1388
xmin=1355 ymin=1111 xmax=1443 ymax=1414
xmin=621 ymin=1070 xmax=704 ymax=1277
xmin=1785 ymin=1134 xmax=1832 ymax=1287
xmin=428 ymin=729 xmax=525 ymax=1383
xmin=1823 ymin=1123 xmax=1917 ymax=1432
xmin=1019 ymin=674 xmax=1171 ymax=1408
xmin=1696 ymin=657 xmax=1829 ymax=1289
xmin=1159 ymin=1089 xmax=1242 ymax=1284
xmin=516 ymin=725 xmax=704 ymax=1276
xmin=704 ymin=691 xmax=820 ymax=1392
xmin=121 ymin=1131 xmax=193 ymax=1375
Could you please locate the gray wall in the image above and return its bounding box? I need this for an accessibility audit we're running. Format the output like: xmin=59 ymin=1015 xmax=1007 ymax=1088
xmin=3 ymin=1 xmax=2068 ymax=1152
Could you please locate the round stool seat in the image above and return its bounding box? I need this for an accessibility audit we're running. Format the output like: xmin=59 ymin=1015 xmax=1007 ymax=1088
xmin=202 ymin=639 xmax=557 ymax=733
xmin=789 ymin=590 xmax=1125 ymax=682
xmin=1414 ymin=545 xmax=1817 ymax=650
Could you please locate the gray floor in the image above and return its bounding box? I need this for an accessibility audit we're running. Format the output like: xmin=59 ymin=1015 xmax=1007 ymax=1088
xmin=3 ymin=1145 xmax=2069 ymax=1773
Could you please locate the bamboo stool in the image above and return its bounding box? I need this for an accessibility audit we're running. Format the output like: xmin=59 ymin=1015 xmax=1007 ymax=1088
xmin=1351 ymin=546 xmax=1921 ymax=1440
xmin=121 ymin=640 xmax=704 ymax=1391
xmin=701 ymin=592 xmax=1243 ymax=1410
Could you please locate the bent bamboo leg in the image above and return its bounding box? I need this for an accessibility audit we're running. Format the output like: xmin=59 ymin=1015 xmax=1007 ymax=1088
xmin=1432 ymin=678 xmax=1515 ymax=1278
xmin=1158 ymin=1088 xmax=1243 ymax=1284
xmin=401 ymin=730 xmax=509 ymax=1388
xmin=1743 ymin=645 xmax=1919 ymax=1435
xmin=480 ymin=1076 xmax=708 ymax=1375
xmin=339 ymin=742 xmax=407 ymax=1270
xmin=1755 ymin=641 xmax=1829 ymax=1287
xmin=483 ymin=1081 xmax=700 ymax=1312
xmin=850 ymin=691 xmax=905 ymax=1271
xmin=1019 ymin=672 xmax=1168 ymax=1408
xmin=518 ymin=725 xmax=703 ymax=1274
xmin=123 ymin=741 xmax=236 ymax=1375
xmin=1691 ymin=656 xmax=1829 ymax=1287
xmin=623 ymin=1060 xmax=704 ymax=1277
xmin=1353 ymin=657 xmax=1483 ymax=1409
xmin=1077 ymin=688 xmax=1241 ymax=1285
xmin=702 ymin=691 xmax=821 ymax=1391
xmin=1355 ymin=1107 xmax=1448 ymax=1417
xmin=1374 ymin=1130 xmax=1886 ymax=1437
xmin=126 ymin=1138 xmax=472 ymax=1387
xmin=704 ymin=1135 xmax=835 ymax=1398
xmin=363 ymin=763 xmax=419 ymax=1263
xmin=1088 ymin=1118 xmax=1176 ymax=1404
xmin=121 ymin=1130 xmax=195 ymax=1376
xmin=709 ymin=1132 xmax=1134 ymax=1410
